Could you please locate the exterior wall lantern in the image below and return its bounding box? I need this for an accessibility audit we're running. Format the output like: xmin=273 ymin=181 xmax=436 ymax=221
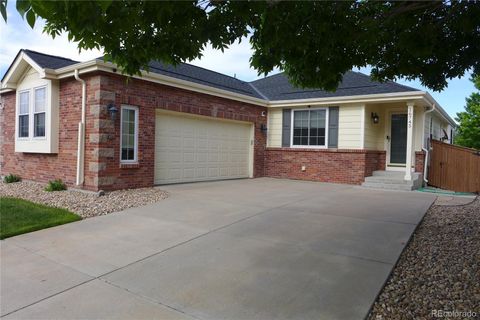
xmin=107 ymin=103 xmax=118 ymax=121
xmin=371 ymin=112 xmax=379 ymax=124
xmin=260 ymin=123 xmax=268 ymax=133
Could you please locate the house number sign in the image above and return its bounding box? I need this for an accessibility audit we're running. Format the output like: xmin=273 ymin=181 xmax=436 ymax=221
xmin=407 ymin=107 xmax=413 ymax=129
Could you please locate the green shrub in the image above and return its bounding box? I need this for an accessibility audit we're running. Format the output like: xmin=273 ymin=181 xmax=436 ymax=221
xmin=45 ymin=179 xmax=67 ymax=192
xmin=3 ymin=174 xmax=21 ymax=183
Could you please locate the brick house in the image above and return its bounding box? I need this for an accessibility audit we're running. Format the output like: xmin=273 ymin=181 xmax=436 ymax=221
xmin=0 ymin=50 xmax=456 ymax=191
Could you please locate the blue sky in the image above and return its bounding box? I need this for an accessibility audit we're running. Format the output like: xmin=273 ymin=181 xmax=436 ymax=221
xmin=1 ymin=1 xmax=474 ymax=119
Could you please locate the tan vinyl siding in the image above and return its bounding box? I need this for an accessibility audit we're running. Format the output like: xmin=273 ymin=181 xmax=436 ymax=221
xmin=267 ymin=104 xmax=390 ymax=150
xmin=267 ymin=108 xmax=282 ymax=147
xmin=413 ymin=107 xmax=424 ymax=151
xmin=338 ymin=105 xmax=363 ymax=149
xmin=265 ymin=102 xmax=450 ymax=156
xmin=364 ymin=104 xmax=385 ymax=150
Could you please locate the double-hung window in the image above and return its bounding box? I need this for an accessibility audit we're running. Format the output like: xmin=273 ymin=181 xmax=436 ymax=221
xmin=292 ymin=109 xmax=328 ymax=147
xmin=34 ymin=87 xmax=46 ymax=137
xmin=120 ymin=106 xmax=138 ymax=162
xmin=14 ymin=75 xmax=58 ymax=153
xmin=18 ymin=91 xmax=30 ymax=138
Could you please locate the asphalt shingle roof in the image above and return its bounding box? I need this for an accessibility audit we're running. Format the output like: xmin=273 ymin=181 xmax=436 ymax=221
xmin=21 ymin=49 xmax=421 ymax=101
xmin=249 ymin=71 xmax=421 ymax=101
xmin=23 ymin=49 xmax=79 ymax=69
xmin=141 ymin=59 xmax=263 ymax=98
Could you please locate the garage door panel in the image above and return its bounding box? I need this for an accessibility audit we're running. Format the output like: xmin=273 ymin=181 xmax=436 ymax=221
xmin=155 ymin=112 xmax=251 ymax=184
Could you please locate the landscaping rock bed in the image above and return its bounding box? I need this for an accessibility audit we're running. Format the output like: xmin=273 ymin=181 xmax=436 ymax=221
xmin=0 ymin=180 xmax=168 ymax=218
xmin=368 ymin=196 xmax=480 ymax=319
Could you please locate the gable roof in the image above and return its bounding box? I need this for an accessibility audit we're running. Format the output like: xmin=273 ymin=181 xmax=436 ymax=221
xmin=250 ymin=71 xmax=421 ymax=101
xmin=23 ymin=49 xmax=79 ymax=69
xmin=99 ymin=58 xmax=264 ymax=99
xmin=15 ymin=49 xmax=420 ymax=101
xmin=1 ymin=49 xmax=455 ymax=126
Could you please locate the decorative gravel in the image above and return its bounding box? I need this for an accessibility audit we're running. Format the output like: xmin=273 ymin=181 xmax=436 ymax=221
xmin=368 ymin=196 xmax=480 ymax=319
xmin=0 ymin=180 xmax=168 ymax=218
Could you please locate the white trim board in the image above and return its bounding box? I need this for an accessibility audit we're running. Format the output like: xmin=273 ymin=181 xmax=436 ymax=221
xmin=1 ymin=53 xmax=456 ymax=128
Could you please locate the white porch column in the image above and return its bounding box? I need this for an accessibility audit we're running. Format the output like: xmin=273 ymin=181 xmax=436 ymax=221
xmin=405 ymin=102 xmax=415 ymax=180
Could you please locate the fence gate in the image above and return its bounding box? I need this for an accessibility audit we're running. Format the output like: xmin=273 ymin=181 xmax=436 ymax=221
xmin=428 ymin=140 xmax=480 ymax=193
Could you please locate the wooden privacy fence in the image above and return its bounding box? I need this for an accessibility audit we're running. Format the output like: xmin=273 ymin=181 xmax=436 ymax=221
xmin=428 ymin=140 xmax=480 ymax=193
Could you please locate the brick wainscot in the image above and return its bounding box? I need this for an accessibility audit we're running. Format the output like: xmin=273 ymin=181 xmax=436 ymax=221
xmin=264 ymin=148 xmax=386 ymax=185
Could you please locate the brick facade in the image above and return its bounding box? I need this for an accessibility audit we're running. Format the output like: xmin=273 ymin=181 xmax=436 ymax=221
xmin=0 ymin=75 xmax=98 ymax=189
xmin=1 ymin=69 xmax=410 ymax=190
xmin=0 ymin=72 xmax=267 ymax=191
xmin=415 ymin=151 xmax=426 ymax=174
xmin=264 ymin=148 xmax=386 ymax=185
xmin=93 ymin=73 xmax=267 ymax=191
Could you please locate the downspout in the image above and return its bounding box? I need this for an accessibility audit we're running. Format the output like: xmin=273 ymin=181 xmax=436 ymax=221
xmin=74 ymin=70 xmax=86 ymax=186
xmin=422 ymin=104 xmax=435 ymax=184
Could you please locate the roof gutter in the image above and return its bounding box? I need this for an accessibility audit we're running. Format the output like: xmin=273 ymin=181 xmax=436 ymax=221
xmin=267 ymin=91 xmax=427 ymax=107
xmin=51 ymin=59 xmax=457 ymax=127
xmin=74 ymin=69 xmax=86 ymax=186
xmin=55 ymin=60 xmax=269 ymax=107
xmin=422 ymin=92 xmax=456 ymax=127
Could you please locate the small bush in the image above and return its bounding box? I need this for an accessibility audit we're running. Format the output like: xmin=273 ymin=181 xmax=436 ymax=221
xmin=45 ymin=179 xmax=67 ymax=192
xmin=3 ymin=174 xmax=21 ymax=183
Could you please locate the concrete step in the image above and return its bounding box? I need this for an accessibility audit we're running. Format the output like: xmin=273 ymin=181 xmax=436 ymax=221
xmin=361 ymin=181 xmax=415 ymax=191
xmin=372 ymin=170 xmax=405 ymax=177
xmin=364 ymin=176 xmax=415 ymax=185
xmin=362 ymin=171 xmax=423 ymax=191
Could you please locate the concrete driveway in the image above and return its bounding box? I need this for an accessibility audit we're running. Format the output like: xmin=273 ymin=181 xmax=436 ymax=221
xmin=1 ymin=178 xmax=436 ymax=320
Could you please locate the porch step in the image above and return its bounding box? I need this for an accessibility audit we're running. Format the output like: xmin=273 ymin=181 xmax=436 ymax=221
xmin=361 ymin=182 xmax=416 ymax=191
xmin=362 ymin=171 xmax=423 ymax=191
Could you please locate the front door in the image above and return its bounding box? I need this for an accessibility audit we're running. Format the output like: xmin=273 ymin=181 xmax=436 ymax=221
xmin=390 ymin=114 xmax=407 ymax=164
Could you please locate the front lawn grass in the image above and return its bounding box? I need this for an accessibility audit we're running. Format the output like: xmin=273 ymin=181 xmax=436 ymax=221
xmin=0 ymin=197 xmax=81 ymax=239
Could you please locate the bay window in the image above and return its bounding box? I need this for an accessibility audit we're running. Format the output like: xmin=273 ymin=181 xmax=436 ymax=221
xmin=18 ymin=91 xmax=29 ymax=138
xmin=34 ymin=87 xmax=46 ymax=137
xmin=17 ymin=87 xmax=46 ymax=139
xmin=120 ymin=106 xmax=138 ymax=162
xmin=14 ymin=71 xmax=59 ymax=154
xmin=292 ymin=108 xmax=328 ymax=147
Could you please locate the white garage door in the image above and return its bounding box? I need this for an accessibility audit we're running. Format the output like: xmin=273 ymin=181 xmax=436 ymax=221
xmin=154 ymin=111 xmax=252 ymax=184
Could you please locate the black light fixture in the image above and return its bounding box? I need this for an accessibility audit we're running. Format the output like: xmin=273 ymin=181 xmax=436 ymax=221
xmin=260 ymin=123 xmax=268 ymax=133
xmin=371 ymin=112 xmax=379 ymax=124
xmin=107 ymin=103 xmax=118 ymax=121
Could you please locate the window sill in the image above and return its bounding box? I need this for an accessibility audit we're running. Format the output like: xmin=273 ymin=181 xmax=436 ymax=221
xmin=120 ymin=162 xmax=140 ymax=169
xmin=291 ymin=145 xmax=328 ymax=149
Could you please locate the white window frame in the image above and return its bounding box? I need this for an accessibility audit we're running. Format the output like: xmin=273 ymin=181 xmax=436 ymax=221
xmin=17 ymin=89 xmax=30 ymax=139
xmin=290 ymin=107 xmax=329 ymax=149
xmin=33 ymin=86 xmax=47 ymax=139
xmin=120 ymin=105 xmax=139 ymax=163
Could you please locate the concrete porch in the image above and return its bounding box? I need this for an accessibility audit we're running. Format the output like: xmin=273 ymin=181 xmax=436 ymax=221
xmin=363 ymin=101 xmax=429 ymax=187
xmin=362 ymin=170 xmax=423 ymax=191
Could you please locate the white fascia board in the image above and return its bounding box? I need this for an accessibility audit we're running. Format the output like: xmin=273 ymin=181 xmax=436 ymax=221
xmin=135 ymin=69 xmax=267 ymax=106
xmin=54 ymin=60 xmax=99 ymax=76
xmin=55 ymin=60 xmax=268 ymax=106
xmin=1 ymin=52 xmax=45 ymax=89
xmin=267 ymin=91 xmax=427 ymax=107
xmin=422 ymin=92 xmax=456 ymax=127
xmin=52 ymin=58 xmax=457 ymax=125
xmin=21 ymin=53 xmax=44 ymax=74
xmin=0 ymin=88 xmax=15 ymax=94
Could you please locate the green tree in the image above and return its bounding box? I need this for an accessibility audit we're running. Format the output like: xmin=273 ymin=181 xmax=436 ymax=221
xmin=455 ymin=76 xmax=480 ymax=149
xmin=2 ymin=0 xmax=480 ymax=91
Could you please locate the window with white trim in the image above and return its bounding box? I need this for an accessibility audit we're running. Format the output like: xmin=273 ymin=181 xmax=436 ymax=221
xmin=292 ymin=109 xmax=328 ymax=147
xmin=34 ymin=87 xmax=46 ymax=137
xmin=120 ymin=106 xmax=138 ymax=162
xmin=14 ymin=70 xmax=59 ymax=153
xmin=18 ymin=91 xmax=29 ymax=138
